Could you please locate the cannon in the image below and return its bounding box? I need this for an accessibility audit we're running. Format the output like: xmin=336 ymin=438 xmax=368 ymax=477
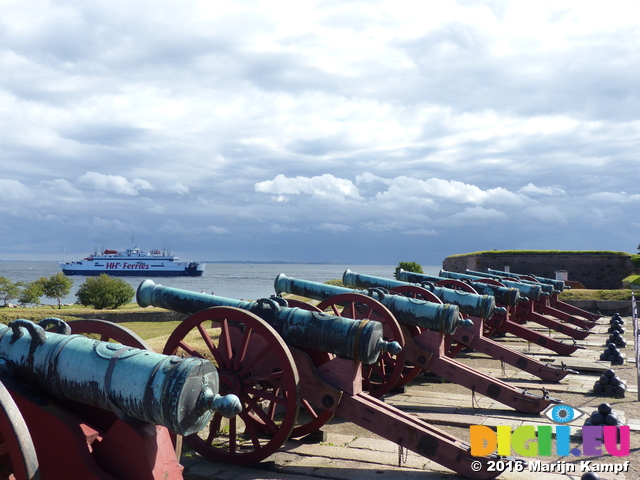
xmin=342 ymin=270 xmax=575 ymax=382
xmin=439 ymin=270 xmax=593 ymax=340
xmin=339 ymin=270 xmax=504 ymax=319
xmin=0 ymin=318 xmax=241 ymax=480
xmin=441 ymin=269 xmax=543 ymax=300
xmin=274 ymin=273 xmax=562 ymax=412
xmin=137 ymin=279 xmax=399 ymax=365
xmin=486 ymin=268 xmax=567 ymax=292
xmin=395 ymin=269 xmax=522 ymax=307
xmin=485 ymin=268 xmax=601 ymax=323
xmin=376 ymin=269 xmax=582 ymax=356
xmin=135 ymin=282 xmax=523 ymax=479
xmin=466 ymin=269 xmax=597 ymax=330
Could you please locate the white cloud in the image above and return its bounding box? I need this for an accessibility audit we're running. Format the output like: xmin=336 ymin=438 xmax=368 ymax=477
xmin=1 ymin=1 xmax=640 ymax=262
xmin=0 ymin=179 xmax=33 ymax=201
xmin=586 ymin=192 xmax=640 ymax=203
xmin=40 ymin=178 xmax=81 ymax=196
xmin=518 ymin=183 xmax=566 ymax=196
xmin=317 ymin=222 xmax=351 ymax=232
xmin=374 ymin=176 xmax=527 ymax=206
xmin=255 ymin=174 xmax=360 ymax=199
xmin=77 ymin=172 xmax=153 ymax=196
xmin=167 ymin=183 xmax=190 ymax=195
xmin=434 ymin=206 xmax=507 ymax=226
xmin=206 ymin=226 xmax=230 ymax=234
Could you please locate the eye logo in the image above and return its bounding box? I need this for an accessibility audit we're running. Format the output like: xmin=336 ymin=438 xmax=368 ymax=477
xmin=543 ymin=405 xmax=586 ymax=423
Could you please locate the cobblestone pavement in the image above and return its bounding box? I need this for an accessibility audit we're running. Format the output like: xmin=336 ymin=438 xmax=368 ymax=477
xmin=181 ymin=313 xmax=639 ymax=480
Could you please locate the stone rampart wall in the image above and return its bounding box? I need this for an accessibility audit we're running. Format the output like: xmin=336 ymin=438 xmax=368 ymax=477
xmin=442 ymin=253 xmax=636 ymax=289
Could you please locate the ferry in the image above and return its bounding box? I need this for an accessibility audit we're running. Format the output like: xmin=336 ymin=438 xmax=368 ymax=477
xmin=60 ymin=246 xmax=206 ymax=277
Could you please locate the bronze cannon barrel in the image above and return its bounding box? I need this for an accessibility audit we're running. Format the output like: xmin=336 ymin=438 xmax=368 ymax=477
xmin=274 ymin=273 xmax=470 ymax=334
xmin=395 ymin=269 xmax=521 ymax=307
xmin=0 ymin=319 xmax=241 ymax=436
xmin=467 ymin=269 xmax=555 ymax=295
xmin=439 ymin=270 xmax=543 ymax=300
xmin=137 ymin=280 xmax=400 ymax=365
xmin=343 ymin=270 xmax=503 ymax=319
xmin=486 ymin=268 xmax=566 ymax=293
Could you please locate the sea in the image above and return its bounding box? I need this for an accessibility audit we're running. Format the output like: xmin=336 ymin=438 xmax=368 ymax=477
xmin=0 ymin=261 xmax=442 ymax=305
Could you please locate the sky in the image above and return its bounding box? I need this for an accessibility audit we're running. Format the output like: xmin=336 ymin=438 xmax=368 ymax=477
xmin=1 ymin=0 xmax=639 ymax=266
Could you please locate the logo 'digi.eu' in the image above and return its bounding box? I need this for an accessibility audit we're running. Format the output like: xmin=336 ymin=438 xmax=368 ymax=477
xmin=470 ymin=404 xmax=630 ymax=457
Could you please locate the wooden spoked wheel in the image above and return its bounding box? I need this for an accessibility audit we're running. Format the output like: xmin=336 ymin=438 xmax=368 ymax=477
xmin=0 ymin=380 xmax=40 ymax=480
xmin=67 ymin=319 xmax=152 ymax=350
xmin=315 ymin=293 xmax=405 ymax=398
xmin=162 ymin=307 xmax=299 ymax=465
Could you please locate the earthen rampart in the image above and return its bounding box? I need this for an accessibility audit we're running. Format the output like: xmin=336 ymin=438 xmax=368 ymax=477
xmin=442 ymin=252 xmax=637 ymax=289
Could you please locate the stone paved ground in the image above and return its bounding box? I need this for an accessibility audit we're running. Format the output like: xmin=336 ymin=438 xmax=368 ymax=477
xmin=181 ymin=312 xmax=639 ymax=480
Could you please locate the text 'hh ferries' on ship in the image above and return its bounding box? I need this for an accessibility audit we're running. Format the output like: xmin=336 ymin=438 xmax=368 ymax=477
xmin=60 ymin=246 xmax=205 ymax=277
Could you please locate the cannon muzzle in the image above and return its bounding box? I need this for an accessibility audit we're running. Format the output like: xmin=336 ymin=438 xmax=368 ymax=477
xmin=137 ymin=279 xmax=399 ymax=364
xmin=395 ymin=269 xmax=521 ymax=307
xmin=343 ymin=270 xmax=499 ymax=319
xmin=486 ymin=268 xmax=565 ymax=293
xmin=274 ymin=273 xmax=470 ymax=334
xmin=439 ymin=270 xmax=544 ymax=300
xmin=0 ymin=319 xmax=241 ymax=436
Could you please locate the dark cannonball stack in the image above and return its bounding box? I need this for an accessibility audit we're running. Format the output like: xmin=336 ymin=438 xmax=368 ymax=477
xmin=606 ymin=313 xmax=627 ymax=348
xmin=583 ymin=403 xmax=624 ymax=442
xmin=599 ymin=342 xmax=625 ymax=365
xmin=593 ymin=368 xmax=627 ymax=397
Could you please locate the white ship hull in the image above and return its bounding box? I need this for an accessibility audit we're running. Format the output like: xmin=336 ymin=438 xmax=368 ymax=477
xmin=60 ymin=247 xmax=205 ymax=277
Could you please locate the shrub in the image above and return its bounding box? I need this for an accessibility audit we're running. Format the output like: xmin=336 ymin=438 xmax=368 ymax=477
xmin=76 ymin=274 xmax=135 ymax=309
xmin=394 ymin=261 xmax=423 ymax=278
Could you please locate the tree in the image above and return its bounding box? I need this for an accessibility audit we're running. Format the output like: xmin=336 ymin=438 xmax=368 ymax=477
xmin=0 ymin=276 xmax=21 ymax=306
xmin=18 ymin=281 xmax=44 ymax=306
xmin=394 ymin=261 xmax=424 ymax=278
xmin=36 ymin=273 xmax=73 ymax=309
xmin=76 ymin=274 xmax=135 ymax=309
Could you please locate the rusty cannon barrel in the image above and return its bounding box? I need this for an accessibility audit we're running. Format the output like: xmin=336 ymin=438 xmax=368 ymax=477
xmin=439 ymin=269 xmax=544 ymax=301
xmin=274 ymin=273 xmax=470 ymax=334
xmin=486 ymin=268 xmax=567 ymax=293
xmin=395 ymin=268 xmax=521 ymax=307
xmin=467 ymin=269 xmax=555 ymax=295
xmin=0 ymin=318 xmax=241 ymax=436
xmin=137 ymin=279 xmax=400 ymax=365
xmin=343 ymin=270 xmax=504 ymax=319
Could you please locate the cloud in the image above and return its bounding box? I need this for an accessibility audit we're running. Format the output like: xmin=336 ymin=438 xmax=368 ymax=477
xmin=518 ymin=183 xmax=566 ymax=196
xmin=524 ymin=205 xmax=567 ymax=224
xmin=434 ymin=206 xmax=507 ymax=226
xmin=167 ymin=183 xmax=190 ymax=195
xmin=373 ymin=176 xmax=528 ymax=207
xmin=586 ymin=192 xmax=640 ymax=203
xmin=0 ymin=179 xmax=33 ymax=201
xmin=206 ymin=225 xmax=230 ymax=234
xmin=317 ymin=222 xmax=351 ymax=232
xmin=77 ymin=172 xmax=153 ymax=196
xmin=254 ymin=174 xmax=360 ymax=199
xmin=1 ymin=1 xmax=639 ymax=262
